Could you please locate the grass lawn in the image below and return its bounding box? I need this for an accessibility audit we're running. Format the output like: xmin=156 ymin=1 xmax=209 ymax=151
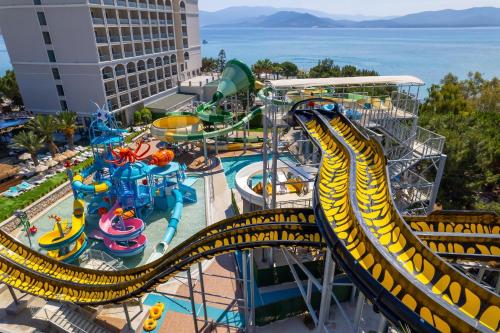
xmin=0 ymin=158 xmax=93 ymax=222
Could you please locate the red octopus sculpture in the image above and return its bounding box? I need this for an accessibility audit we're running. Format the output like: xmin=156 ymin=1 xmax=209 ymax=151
xmin=105 ymin=140 xmax=151 ymax=166
xmin=149 ymin=148 xmax=175 ymax=167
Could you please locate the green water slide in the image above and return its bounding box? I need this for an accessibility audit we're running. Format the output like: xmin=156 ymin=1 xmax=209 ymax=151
xmin=156 ymin=106 xmax=263 ymax=142
xmin=196 ymin=59 xmax=257 ymax=123
xmin=151 ymin=59 xmax=264 ymax=142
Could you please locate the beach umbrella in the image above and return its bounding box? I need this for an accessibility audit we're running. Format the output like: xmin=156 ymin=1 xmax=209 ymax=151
xmin=34 ymin=165 xmax=48 ymax=173
xmin=19 ymin=153 xmax=31 ymax=161
xmin=53 ymin=154 xmax=68 ymax=163
xmin=46 ymin=160 xmax=59 ymax=167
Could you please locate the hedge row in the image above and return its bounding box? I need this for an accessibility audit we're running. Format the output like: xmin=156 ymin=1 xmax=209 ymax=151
xmin=0 ymin=158 xmax=94 ymax=222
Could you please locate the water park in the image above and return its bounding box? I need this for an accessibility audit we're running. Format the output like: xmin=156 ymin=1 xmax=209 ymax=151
xmin=0 ymin=59 xmax=498 ymax=333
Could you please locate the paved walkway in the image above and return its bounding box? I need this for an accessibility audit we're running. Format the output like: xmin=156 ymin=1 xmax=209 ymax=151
xmin=146 ymin=152 xmax=249 ymax=332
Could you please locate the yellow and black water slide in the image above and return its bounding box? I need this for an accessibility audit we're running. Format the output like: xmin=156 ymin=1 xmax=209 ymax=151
xmin=0 ymin=209 xmax=322 ymax=304
xmin=0 ymin=99 xmax=498 ymax=332
xmin=289 ymin=99 xmax=499 ymax=333
xmin=407 ymin=211 xmax=499 ymax=263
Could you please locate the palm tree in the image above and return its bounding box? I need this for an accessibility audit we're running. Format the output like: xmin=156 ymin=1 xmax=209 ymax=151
xmin=252 ymin=59 xmax=273 ymax=80
xmin=13 ymin=131 xmax=44 ymax=166
xmin=261 ymin=59 xmax=273 ymax=79
xmin=26 ymin=115 xmax=59 ymax=157
xmin=252 ymin=61 xmax=264 ymax=79
xmin=272 ymin=62 xmax=283 ymax=80
xmin=56 ymin=110 xmax=79 ymax=149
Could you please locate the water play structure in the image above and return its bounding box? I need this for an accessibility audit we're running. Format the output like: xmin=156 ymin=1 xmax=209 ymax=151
xmin=1 ymin=60 xmax=498 ymax=333
xmin=37 ymin=104 xmax=198 ymax=261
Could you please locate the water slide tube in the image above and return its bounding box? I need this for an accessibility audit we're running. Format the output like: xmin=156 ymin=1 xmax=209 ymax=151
xmin=151 ymin=59 xmax=263 ymax=143
xmin=99 ymin=202 xmax=147 ymax=257
xmin=38 ymin=200 xmax=87 ymax=263
xmin=0 ymin=206 xmax=496 ymax=307
xmin=71 ymin=174 xmax=111 ymax=195
xmin=148 ymin=189 xmax=184 ymax=263
xmin=291 ymin=100 xmax=499 ymax=333
xmin=151 ymin=106 xmax=263 ymax=142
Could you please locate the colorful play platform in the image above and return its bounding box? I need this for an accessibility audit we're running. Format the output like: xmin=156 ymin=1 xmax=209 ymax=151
xmin=0 ymin=60 xmax=498 ymax=333
xmin=34 ymin=105 xmax=198 ymax=263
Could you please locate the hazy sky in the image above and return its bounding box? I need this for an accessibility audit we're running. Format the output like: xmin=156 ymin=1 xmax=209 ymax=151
xmin=199 ymin=0 xmax=500 ymax=16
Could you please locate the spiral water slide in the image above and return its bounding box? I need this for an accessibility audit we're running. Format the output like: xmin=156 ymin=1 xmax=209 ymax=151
xmin=151 ymin=59 xmax=264 ymax=143
xmin=290 ymin=100 xmax=499 ymax=333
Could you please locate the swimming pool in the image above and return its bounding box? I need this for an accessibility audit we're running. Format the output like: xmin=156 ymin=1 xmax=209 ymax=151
xmin=221 ymin=153 xmax=297 ymax=189
xmin=17 ymin=178 xmax=207 ymax=269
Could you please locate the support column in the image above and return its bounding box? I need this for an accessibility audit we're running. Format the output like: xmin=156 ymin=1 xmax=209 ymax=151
xmin=242 ymin=252 xmax=251 ymax=332
xmin=377 ymin=316 xmax=387 ymax=333
xmin=198 ymin=262 xmax=208 ymax=324
xmin=353 ymin=292 xmax=366 ymax=333
xmin=203 ymin=139 xmax=208 ymax=165
xmin=187 ymin=267 xmax=199 ymax=333
xmin=477 ymin=267 xmax=486 ymax=282
xmin=249 ymin=250 xmax=256 ymax=329
xmin=7 ymin=285 xmax=19 ymax=305
xmin=139 ymin=299 xmax=144 ymax=313
xmin=123 ymin=303 xmax=132 ymax=331
xmin=262 ymin=99 xmax=269 ymax=209
xmin=316 ymin=248 xmax=335 ymax=333
xmin=428 ymin=155 xmax=447 ymax=213
xmin=270 ymin=112 xmax=278 ymax=208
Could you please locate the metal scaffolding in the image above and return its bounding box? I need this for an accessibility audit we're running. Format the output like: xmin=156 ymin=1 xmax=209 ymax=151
xmin=261 ymin=76 xmax=447 ymax=216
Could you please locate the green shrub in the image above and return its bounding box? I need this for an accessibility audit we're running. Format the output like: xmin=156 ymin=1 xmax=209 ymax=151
xmin=140 ymin=107 xmax=152 ymax=124
xmin=133 ymin=111 xmax=142 ymax=125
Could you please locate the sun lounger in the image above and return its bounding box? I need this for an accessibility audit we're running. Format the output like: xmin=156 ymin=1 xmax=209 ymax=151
xmin=17 ymin=181 xmax=34 ymax=191
xmin=3 ymin=186 xmax=21 ymax=197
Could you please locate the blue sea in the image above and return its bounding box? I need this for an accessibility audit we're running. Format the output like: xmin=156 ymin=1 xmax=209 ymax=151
xmin=2 ymin=27 xmax=500 ymax=89
xmin=201 ymin=27 xmax=500 ymax=90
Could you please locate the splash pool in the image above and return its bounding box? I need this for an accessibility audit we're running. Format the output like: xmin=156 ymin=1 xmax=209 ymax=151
xmin=17 ymin=178 xmax=206 ymax=269
xmin=221 ymin=154 xmax=297 ymax=189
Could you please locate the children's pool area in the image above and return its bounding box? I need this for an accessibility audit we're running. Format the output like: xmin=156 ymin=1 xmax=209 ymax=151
xmin=17 ymin=177 xmax=206 ymax=269
xmin=221 ymin=153 xmax=297 ymax=189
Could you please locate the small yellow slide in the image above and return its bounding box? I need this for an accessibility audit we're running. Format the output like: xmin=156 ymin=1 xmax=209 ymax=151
xmin=38 ymin=200 xmax=88 ymax=263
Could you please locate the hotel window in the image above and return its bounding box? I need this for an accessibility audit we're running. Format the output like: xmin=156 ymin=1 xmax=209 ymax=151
xmin=56 ymin=85 xmax=65 ymax=96
xmin=37 ymin=12 xmax=47 ymax=25
xmin=60 ymin=100 xmax=68 ymax=110
xmin=42 ymin=31 xmax=52 ymax=44
xmin=47 ymin=50 xmax=56 ymax=62
xmin=52 ymin=68 xmax=60 ymax=80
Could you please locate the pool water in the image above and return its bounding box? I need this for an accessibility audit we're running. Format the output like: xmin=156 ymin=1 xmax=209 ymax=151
xmin=18 ymin=178 xmax=206 ymax=269
xmin=221 ymin=153 xmax=297 ymax=189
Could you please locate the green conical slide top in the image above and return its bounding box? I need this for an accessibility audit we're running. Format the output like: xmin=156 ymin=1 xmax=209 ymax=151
xmin=211 ymin=59 xmax=256 ymax=104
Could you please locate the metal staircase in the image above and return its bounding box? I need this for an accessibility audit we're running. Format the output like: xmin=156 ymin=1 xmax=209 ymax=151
xmin=33 ymin=302 xmax=110 ymax=333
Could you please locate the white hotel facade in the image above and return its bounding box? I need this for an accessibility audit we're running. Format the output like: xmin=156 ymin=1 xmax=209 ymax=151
xmin=0 ymin=0 xmax=201 ymax=124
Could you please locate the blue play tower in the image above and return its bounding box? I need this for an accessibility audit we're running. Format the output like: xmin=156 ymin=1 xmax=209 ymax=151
xmin=64 ymin=105 xmax=197 ymax=259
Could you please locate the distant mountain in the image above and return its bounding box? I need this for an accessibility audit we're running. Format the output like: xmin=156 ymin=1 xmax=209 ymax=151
xmin=203 ymin=7 xmax=500 ymax=28
xmin=359 ymin=7 xmax=500 ymax=28
xmin=222 ymin=12 xmax=347 ymax=28
xmin=199 ymin=6 xmax=384 ymax=27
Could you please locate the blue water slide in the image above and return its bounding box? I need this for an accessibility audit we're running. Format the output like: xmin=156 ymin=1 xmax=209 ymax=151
xmin=179 ymin=183 xmax=197 ymax=204
xmin=72 ymin=176 xmax=112 ymax=195
xmin=147 ymin=189 xmax=183 ymax=262
xmin=96 ymin=121 xmax=128 ymax=135
xmin=162 ymin=189 xmax=183 ymax=245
